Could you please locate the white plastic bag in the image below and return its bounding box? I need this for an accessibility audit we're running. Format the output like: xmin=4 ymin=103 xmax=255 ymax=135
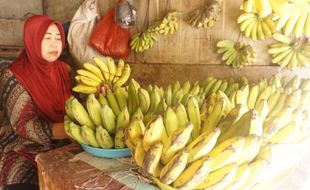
xmin=68 ymin=0 xmax=107 ymax=66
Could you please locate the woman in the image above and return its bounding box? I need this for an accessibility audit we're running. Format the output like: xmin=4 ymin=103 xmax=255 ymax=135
xmin=0 ymin=15 xmax=72 ymax=189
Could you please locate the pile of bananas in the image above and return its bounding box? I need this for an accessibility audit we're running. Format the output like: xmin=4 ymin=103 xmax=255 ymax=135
xmin=237 ymin=12 xmax=275 ymax=40
xmin=67 ymin=72 xmax=310 ymax=189
xmin=241 ymin=0 xmax=310 ymax=38
xmin=183 ymin=0 xmax=223 ymax=28
xmin=73 ymin=56 xmax=131 ymax=94
xmin=124 ymin=75 xmax=310 ymax=190
xmin=130 ymin=11 xmax=180 ymax=53
xmin=268 ymin=33 xmax=310 ymax=70
xmin=216 ymin=40 xmax=256 ymax=68
xmin=64 ymin=93 xmax=130 ymax=149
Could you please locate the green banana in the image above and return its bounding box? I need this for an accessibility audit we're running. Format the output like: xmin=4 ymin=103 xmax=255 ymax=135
xmin=86 ymin=94 xmax=102 ymax=127
xmin=71 ymin=97 xmax=95 ymax=129
xmin=96 ymin=126 xmax=114 ymax=148
xmin=100 ymin=105 xmax=116 ymax=135
xmin=81 ymin=125 xmax=99 ymax=148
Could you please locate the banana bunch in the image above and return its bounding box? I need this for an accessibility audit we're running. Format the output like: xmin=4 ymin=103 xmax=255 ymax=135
xmin=73 ymin=57 xmax=131 ymax=94
xmin=268 ymin=33 xmax=310 ymax=70
xmin=64 ymin=94 xmax=131 ymax=149
xmin=242 ymin=0 xmax=310 ymax=37
xmin=130 ymin=11 xmax=180 ymax=53
xmin=130 ymin=31 xmax=159 ymax=53
xmin=183 ymin=0 xmax=223 ymax=28
xmin=237 ymin=12 xmax=275 ymax=40
xmin=217 ymin=40 xmax=256 ymax=68
xmin=149 ymin=11 xmax=180 ymax=35
xmin=269 ymin=0 xmax=310 ymax=37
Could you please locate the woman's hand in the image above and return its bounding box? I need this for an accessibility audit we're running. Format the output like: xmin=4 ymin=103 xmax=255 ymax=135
xmin=52 ymin=122 xmax=68 ymax=140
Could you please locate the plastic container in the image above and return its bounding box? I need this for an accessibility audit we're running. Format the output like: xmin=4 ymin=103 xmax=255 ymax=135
xmin=80 ymin=143 xmax=131 ymax=158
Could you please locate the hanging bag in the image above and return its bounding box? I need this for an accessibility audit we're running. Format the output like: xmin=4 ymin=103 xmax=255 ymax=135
xmin=89 ymin=0 xmax=132 ymax=58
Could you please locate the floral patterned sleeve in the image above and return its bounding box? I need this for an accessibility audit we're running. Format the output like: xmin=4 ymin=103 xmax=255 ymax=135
xmin=0 ymin=68 xmax=53 ymax=146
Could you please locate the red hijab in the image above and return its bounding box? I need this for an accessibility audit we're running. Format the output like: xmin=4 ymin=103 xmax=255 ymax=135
xmin=10 ymin=15 xmax=72 ymax=122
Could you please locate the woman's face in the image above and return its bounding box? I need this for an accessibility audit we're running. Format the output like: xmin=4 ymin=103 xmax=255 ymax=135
xmin=41 ymin=24 xmax=62 ymax=62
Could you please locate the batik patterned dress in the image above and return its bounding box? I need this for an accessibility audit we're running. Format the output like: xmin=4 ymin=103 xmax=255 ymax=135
xmin=0 ymin=65 xmax=54 ymax=187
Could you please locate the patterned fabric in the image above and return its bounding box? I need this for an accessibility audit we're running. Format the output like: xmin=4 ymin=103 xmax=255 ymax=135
xmin=0 ymin=67 xmax=54 ymax=187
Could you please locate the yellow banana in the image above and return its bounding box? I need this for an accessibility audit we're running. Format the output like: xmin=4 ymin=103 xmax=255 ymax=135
xmin=173 ymin=156 xmax=212 ymax=189
xmin=143 ymin=115 xmax=166 ymax=151
xmin=126 ymin=118 xmax=145 ymax=145
xmin=113 ymin=59 xmax=125 ymax=83
xmin=161 ymin=124 xmax=193 ymax=164
xmin=93 ymin=57 xmax=110 ymax=81
xmin=83 ymin=62 xmax=105 ymax=81
xmin=106 ymin=57 xmax=116 ymax=82
xmin=72 ymin=84 xmax=97 ymax=94
xmin=208 ymin=136 xmax=245 ymax=171
xmin=115 ymin=64 xmax=131 ymax=87
xmin=76 ymin=69 xmax=102 ymax=83
xmin=75 ymin=75 xmax=100 ymax=87
xmin=143 ymin=142 xmax=163 ymax=176
xmin=196 ymin=163 xmax=238 ymax=190
xmin=236 ymin=135 xmax=262 ymax=165
xmin=187 ymin=128 xmax=221 ymax=163
xmin=160 ymin=149 xmax=189 ymax=185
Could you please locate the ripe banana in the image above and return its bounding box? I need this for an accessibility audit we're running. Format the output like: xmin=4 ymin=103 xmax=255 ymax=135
xmin=143 ymin=142 xmax=163 ymax=176
xmin=161 ymin=124 xmax=193 ymax=164
xmin=187 ymin=128 xmax=221 ymax=163
xmin=173 ymin=156 xmax=212 ymax=189
xmin=159 ymin=149 xmax=189 ymax=185
xmin=143 ymin=115 xmax=167 ymax=151
xmin=196 ymin=163 xmax=238 ymax=190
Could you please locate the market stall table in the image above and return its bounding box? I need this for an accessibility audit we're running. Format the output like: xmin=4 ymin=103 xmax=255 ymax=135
xmin=36 ymin=143 xmax=136 ymax=190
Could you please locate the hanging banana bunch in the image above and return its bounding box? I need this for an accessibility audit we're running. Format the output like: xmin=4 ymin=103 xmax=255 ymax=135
xmin=73 ymin=57 xmax=131 ymax=94
xmin=268 ymin=33 xmax=310 ymax=70
xmin=149 ymin=11 xmax=181 ymax=35
xmin=183 ymin=0 xmax=223 ymax=28
xmin=217 ymin=40 xmax=256 ymax=68
xmin=130 ymin=31 xmax=159 ymax=53
xmin=131 ymin=11 xmax=180 ymax=53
